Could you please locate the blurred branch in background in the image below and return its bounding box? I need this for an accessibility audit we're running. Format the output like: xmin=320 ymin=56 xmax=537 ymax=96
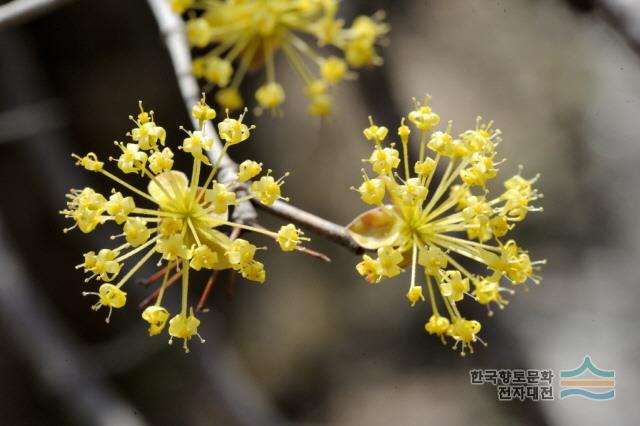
xmin=568 ymin=0 xmax=640 ymax=57
xmin=595 ymin=0 xmax=640 ymax=56
xmin=146 ymin=0 xmax=361 ymax=254
xmin=0 ymin=98 xmax=66 ymax=142
xmin=0 ymin=216 xmax=148 ymax=426
xmin=0 ymin=0 xmax=74 ymax=29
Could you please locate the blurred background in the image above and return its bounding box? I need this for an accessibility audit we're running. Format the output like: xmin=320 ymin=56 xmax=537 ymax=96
xmin=0 ymin=0 xmax=638 ymax=425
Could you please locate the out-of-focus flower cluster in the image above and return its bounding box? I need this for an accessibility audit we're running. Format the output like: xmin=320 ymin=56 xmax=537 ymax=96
xmin=171 ymin=0 xmax=388 ymax=117
xmin=349 ymin=96 xmax=545 ymax=355
xmin=61 ymin=96 xmax=307 ymax=352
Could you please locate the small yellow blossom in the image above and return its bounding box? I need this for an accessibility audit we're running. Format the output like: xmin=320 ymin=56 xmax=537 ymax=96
xmin=124 ymin=217 xmax=151 ymax=247
xmin=205 ymin=183 xmax=236 ymax=214
xmin=148 ymin=147 xmax=174 ymax=174
xmin=78 ymin=248 xmax=121 ymax=282
xmin=116 ymin=142 xmax=148 ymax=174
xmin=63 ymin=188 xmax=107 ymax=233
xmin=363 ymin=118 xmax=389 ymax=142
xmin=186 ymin=17 xmax=211 ymax=48
xmin=320 ymin=56 xmax=349 ymax=84
xmin=130 ymin=111 xmax=166 ymax=150
xmin=225 ymin=239 xmax=257 ymax=270
xmin=409 ymin=97 xmax=440 ymax=131
xmin=218 ymin=109 xmax=255 ymax=145
xmin=472 ymin=277 xmax=513 ymax=316
xmin=356 ymin=255 xmax=379 ymax=284
xmin=82 ymin=283 xmax=127 ymax=323
xmin=190 ymin=245 xmax=219 ymax=271
xmin=106 ymin=192 xmax=135 ymax=224
xmin=241 ymin=260 xmax=266 ymax=283
xmin=369 ymin=147 xmax=400 ymax=175
xmin=169 ymin=308 xmax=204 ymax=353
xmin=62 ymin=98 xmax=304 ymax=352
xmin=182 ymin=130 xmax=214 ymax=164
xmin=439 ymin=270 xmax=470 ymax=302
xmin=255 ymin=82 xmax=286 ymax=111
xmin=215 ymin=88 xmax=243 ymax=111
xmin=277 ymin=224 xmax=308 ymax=251
xmin=348 ymin=96 xmax=544 ymax=355
xmin=425 ymin=313 xmax=450 ymax=343
xmin=74 ymin=152 xmax=103 ymax=171
xmin=251 ymin=171 xmax=289 ymax=205
xmin=356 ymin=175 xmax=385 ymax=205
xmin=238 ymin=160 xmax=262 ymax=182
xmin=418 ymin=246 xmax=448 ymax=276
xmin=376 ymin=246 xmax=403 ymax=278
xmin=174 ymin=0 xmax=388 ymax=116
xmin=414 ymin=158 xmax=436 ymax=177
xmin=406 ymin=286 xmax=425 ymax=306
xmin=192 ymin=94 xmax=217 ymax=122
xmin=447 ymin=318 xmax=483 ymax=357
xmin=199 ymin=57 xmax=233 ymax=88
xmin=142 ymin=305 xmax=170 ymax=336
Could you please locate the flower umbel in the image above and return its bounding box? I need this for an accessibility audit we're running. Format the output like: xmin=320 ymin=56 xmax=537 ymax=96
xmin=175 ymin=0 xmax=389 ymax=117
xmin=349 ymin=96 xmax=545 ymax=356
xmin=62 ymin=96 xmax=306 ymax=352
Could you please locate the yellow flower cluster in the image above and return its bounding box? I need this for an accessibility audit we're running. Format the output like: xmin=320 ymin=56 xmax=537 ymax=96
xmin=349 ymin=96 xmax=544 ymax=356
xmin=172 ymin=0 xmax=388 ymax=117
xmin=61 ymin=96 xmax=308 ymax=353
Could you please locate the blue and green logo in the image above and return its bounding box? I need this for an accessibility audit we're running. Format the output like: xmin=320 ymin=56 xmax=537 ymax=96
xmin=559 ymin=356 xmax=615 ymax=400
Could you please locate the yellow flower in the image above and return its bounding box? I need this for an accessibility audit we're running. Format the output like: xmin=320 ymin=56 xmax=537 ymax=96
xmin=225 ymin=239 xmax=257 ymax=270
xmin=169 ymin=308 xmax=204 ymax=353
xmin=356 ymin=174 xmax=385 ymax=205
xmin=425 ymin=313 xmax=450 ymax=344
xmin=237 ymin=160 xmax=262 ymax=182
xmin=182 ymin=130 xmax=214 ymax=165
xmin=82 ymin=283 xmax=127 ymax=324
xmin=116 ymin=142 xmax=148 ymax=174
xmin=376 ymin=246 xmax=403 ymax=278
xmin=406 ymin=286 xmax=425 ymax=306
xmin=439 ymin=270 xmax=469 ymax=302
xmin=255 ymin=82 xmax=286 ymax=111
xmin=124 ymin=217 xmax=151 ymax=247
xmin=240 ymin=260 xmax=266 ymax=283
xmin=369 ymin=147 xmax=400 ymax=175
xmin=472 ymin=276 xmax=513 ymax=317
xmin=142 ymin=305 xmax=170 ymax=336
xmin=174 ymin=0 xmax=388 ymax=116
xmin=190 ymin=245 xmax=219 ymax=270
xmin=277 ymin=224 xmax=308 ymax=251
xmin=218 ymin=109 xmax=255 ymax=145
xmin=215 ymin=88 xmax=243 ymax=111
xmin=348 ymin=96 xmax=544 ymax=355
xmin=62 ymin=98 xmax=304 ymax=351
xmin=148 ymin=147 xmax=174 ymax=174
xmin=355 ymin=255 xmax=379 ymax=284
xmin=447 ymin=318 xmax=483 ymax=357
xmin=106 ymin=192 xmax=135 ymax=224
xmin=251 ymin=172 xmax=289 ymax=205
xmin=192 ymin=95 xmax=217 ymax=122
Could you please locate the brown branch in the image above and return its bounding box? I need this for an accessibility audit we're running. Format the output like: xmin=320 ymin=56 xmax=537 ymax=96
xmin=0 ymin=0 xmax=74 ymax=30
xmin=254 ymin=199 xmax=363 ymax=255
